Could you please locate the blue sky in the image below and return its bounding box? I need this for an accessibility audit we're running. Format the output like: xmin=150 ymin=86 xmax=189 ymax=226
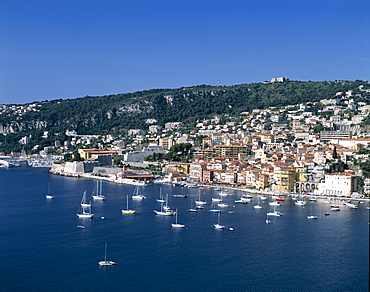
xmin=1 ymin=0 xmax=369 ymax=104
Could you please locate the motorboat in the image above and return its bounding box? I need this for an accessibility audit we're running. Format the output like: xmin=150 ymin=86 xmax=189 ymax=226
xmin=307 ymin=215 xmax=318 ymax=219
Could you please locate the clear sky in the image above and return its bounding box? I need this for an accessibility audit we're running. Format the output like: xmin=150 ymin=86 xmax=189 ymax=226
xmin=1 ymin=0 xmax=369 ymax=105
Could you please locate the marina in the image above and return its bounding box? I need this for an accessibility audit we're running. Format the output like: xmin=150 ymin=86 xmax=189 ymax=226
xmin=0 ymin=166 xmax=369 ymax=291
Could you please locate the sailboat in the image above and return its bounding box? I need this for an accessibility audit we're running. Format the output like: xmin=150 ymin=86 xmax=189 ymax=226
xmin=163 ymin=193 xmax=171 ymax=210
xmin=171 ymin=209 xmax=185 ymax=228
xmin=254 ymin=196 xmax=262 ymax=209
xmin=188 ymin=199 xmax=197 ymax=212
xmin=195 ymin=190 xmax=207 ymax=205
xmin=132 ymin=185 xmax=146 ymax=200
xmin=92 ymin=180 xmax=106 ymax=201
xmin=80 ymin=191 xmax=91 ymax=208
xmin=98 ymin=243 xmax=117 ymax=266
xmin=266 ymin=213 xmax=271 ymax=224
xmin=122 ymin=195 xmax=135 ymax=214
xmin=267 ymin=206 xmax=282 ymax=217
xmin=217 ymin=196 xmax=228 ymax=208
xmin=45 ymin=182 xmax=54 ymax=199
xmin=307 ymin=203 xmax=317 ymax=219
xmin=156 ymin=187 xmax=166 ymax=203
xmin=77 ymin=191 xmax=94 ymax=218
xmin=219 ymin=189 xmax=229 ymax=196
xmin=154 ymin=201 xmax=176 ymax=216
xmin=213 ymin=211 xmax=225 ymax=229
xmin=210 ymin=200 xmax=221 ymax=213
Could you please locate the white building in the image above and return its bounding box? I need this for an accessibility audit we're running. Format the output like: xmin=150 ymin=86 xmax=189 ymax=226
xmin=323 ymin=172 xmax=361 ymax=196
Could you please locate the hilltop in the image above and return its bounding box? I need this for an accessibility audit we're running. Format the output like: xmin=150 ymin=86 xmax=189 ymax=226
xmin=0 ymin=79 xmax=368 ymax=153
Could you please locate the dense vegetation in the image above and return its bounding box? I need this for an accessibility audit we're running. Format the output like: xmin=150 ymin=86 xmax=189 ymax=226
xmin=0 ymin=80 xmax=367 ymax=154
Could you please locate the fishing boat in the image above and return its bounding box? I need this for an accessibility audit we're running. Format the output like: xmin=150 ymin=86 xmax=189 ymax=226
xmin=122 ymin=195 xmax=135 ymax=214
xmin=213 ymin=211 xmax=225 ymax=229
xmin=132 ymin=185 xmax=146 ymax=200
xmin=92 ymin=180 xmax=106 ymax=201
xmin=77 ymin=191 xmax=94 ymax=218
xmin=45 ymin=182 xmax=54 ymax=199
xmin=171 ymin=209 xmax=185 ymax=228
xmin=98 ymin=243 xmax=117 ymax=266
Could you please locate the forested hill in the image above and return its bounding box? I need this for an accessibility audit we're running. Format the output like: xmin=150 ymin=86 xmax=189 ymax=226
xmin=0 ymin=80 xmax=367 ymax=139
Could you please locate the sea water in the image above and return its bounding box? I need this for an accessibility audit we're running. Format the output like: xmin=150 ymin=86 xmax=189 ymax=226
xmin=0 ymin=166 xmax=368 ymax=291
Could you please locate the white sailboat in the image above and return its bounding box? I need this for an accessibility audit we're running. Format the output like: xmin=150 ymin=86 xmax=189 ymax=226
xmin=45 ymin=182 xmax=54 ymax=199
xmin=77 ymin=191 xmax=94 ymax=218
xmin=132 ymin=185 xmax=146 ymax=200
xmin=122 ymin=195 xmax=135 ymax=214
xmin=267 ymin=206 xmax=282 ymax=217
xmin=254 ymin=196 xmax=262 ymax=209
xmin=195 ymin=190 xmax=207 ymax=205
xmin=80 ymin=191 xmax=91 ymax=208
xmin=171 ymin=209 xmax=185 ymax=228
xmin=154 ymin=201 xmax=176 ymax=216
xmin=92 ymin=180 xmax=106 ymax=201
xmin=307 ymin=203 xmax=317 ymax=219
xmin=163 ymin=193 xmax=171 ymax=210
xmin=98 ymin=243 xmax=117 ymax=266
xmin=219 ymin=190 xmax=229 ymax=196
xmin=213 ymin=211 xmax=225 ymax=229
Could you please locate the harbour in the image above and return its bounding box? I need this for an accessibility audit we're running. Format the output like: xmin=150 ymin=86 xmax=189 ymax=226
xmin=0 ymin=166 xmax=369 ymax=291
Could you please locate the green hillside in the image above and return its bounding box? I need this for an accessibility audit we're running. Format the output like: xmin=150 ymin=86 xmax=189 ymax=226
xmin=0 ymin=79 xmax=367 ymax=154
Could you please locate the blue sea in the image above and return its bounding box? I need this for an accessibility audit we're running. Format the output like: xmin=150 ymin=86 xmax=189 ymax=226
xmin=0 ymin=166 xmax=368 ymax=292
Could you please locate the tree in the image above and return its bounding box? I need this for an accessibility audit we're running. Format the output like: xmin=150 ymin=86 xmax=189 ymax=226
xmin=113 ymin=156 xmax=122 ymax=167
xmin=332 ymin=146 xmax=338 ymax=159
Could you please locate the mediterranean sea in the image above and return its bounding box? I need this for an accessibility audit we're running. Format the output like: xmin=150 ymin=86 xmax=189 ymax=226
xmin=0 ymin=166 xmax=368 ymax=292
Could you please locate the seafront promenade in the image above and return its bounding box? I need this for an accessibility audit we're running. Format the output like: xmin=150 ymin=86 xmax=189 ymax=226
xmin=48 ymin=166 xmax=370 ymax=204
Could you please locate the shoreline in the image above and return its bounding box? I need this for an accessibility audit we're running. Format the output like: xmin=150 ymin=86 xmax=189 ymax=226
xmin=49 ymin=168 xmax=370 ymax=203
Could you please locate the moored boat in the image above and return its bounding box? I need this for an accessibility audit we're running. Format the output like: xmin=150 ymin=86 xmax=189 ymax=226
xmin=98 ymin=243 xmax=117 ymax=266
xmin=122 ymin=195 xmax=135 ymax=214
